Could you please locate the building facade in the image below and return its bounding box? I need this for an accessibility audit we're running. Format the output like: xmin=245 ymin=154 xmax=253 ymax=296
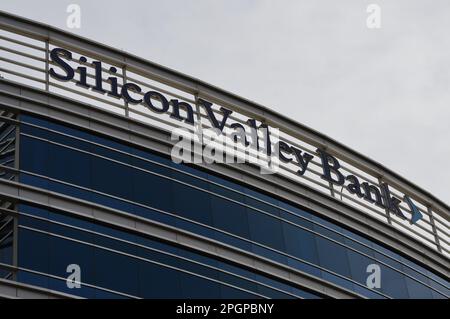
xmin=0 ymin=11 xmax=448 ymax=299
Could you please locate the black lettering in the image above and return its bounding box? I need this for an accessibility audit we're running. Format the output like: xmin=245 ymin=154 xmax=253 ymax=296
xmin=170 ymin=99 xmax=194 ymax=124
xmin=107 ymin=67 xmax=121 ymax=99
xmin=291 ymin=147 xmax=313 ymax=175
xmin=278 ymin=141 xmax=293 ymax=163
xmin=121 ymin=83 xmax=142 ymax=104
xmin=199 ymin=98 xmax=232 ymax=131
xmin=345 ymin=175 xmax=364 ymax=197
xmin=230 ymin=123 xmax=249 ymax=146
xmin=316 ymin=148 xmax=345 ymax=186
xmin=91 ymin=61 xmax=105 ymax=93
xmin=380 ymin=183 xmax=407 ymax=219
xmin=75 ymin=56 xmax=89 ymax=88
xmin=49 ymin=48 xmax=74 ymax=81
xmin=144 ymin=91 xmax=169 ymax=113
xmin=361 ymin=182 xmax=385 ymax=208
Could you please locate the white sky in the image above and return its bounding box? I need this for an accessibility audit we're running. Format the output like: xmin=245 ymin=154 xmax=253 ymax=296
xmin=1 ymin=0 xmax=449 ymax=204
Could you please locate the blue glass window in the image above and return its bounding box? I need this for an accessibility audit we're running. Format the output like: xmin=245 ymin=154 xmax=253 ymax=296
xmin=17 ymin=115 xmax=449 ymax=299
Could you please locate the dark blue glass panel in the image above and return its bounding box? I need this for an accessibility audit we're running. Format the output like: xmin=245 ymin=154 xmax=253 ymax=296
xmin=353 ymin=284 xmax=386 ymax=299
xmin=213 ymin=232 xmax=253 ymax=252
xmin=279 ymin=210 xmax=314 ymax=230
xmin=21 ymin=115 xmax=92 ymax=141
xmin=347 ymin=250 xmax=372 ymax=286
xmin=251 ymin=244 xmax=288 ymax=265
xmin=19 ymin=215 xmax=49 ymax=231
xmin=16 ymin=271 xmax=49 ymax=290
xmin=20 ymin=136 xmax=48 ymax=176
xmin=47 ymin=143 xmax=90 ymax=187
xmin=211 ymin=195 xmax=249 ymax=238
xmin=321 ymin=271 xmax=354 ymax=291
xmin=93 ymin=248 xmax=139 ymax=296
xmin=17 ymin=229 xmax=49 ymax=288
xmin=133 ymin=147 xmax=173 ymax=167
xmin=218 ymin=272 xmax=258 ymax=295
xmin=244 ymin=190 xmax=280 ymax=217
xmin=132 ymin=154 xmax=173 ymax=177
xmin=315 ymin=236 xmax=351 ymax=278
xmin=247 ymin=209 xmax=285 ymax=252
xmin=180 ymin=273 xmax=221 ymax=299
xmin=172 ymin=182 xmax=212 ymax=225
xmin=287 ymin=258 xmax=322 ymax=278
xmin=379 ymin=263 xmax=409 ymax=298
xmin=207 ymin=173 xmax=244 ymax=194
xmin=138 ymin=261 xmax=182 ymax=298
xmin=48 ymin=179 xmax=93 ymax=202
xmin=48 ymin=237 xmax=96 ymax=297
xmin=133 ymin=168 xmax=172 ymax=212
xmin=257 ymin=285 xmax=295 ymax=299
xmin=404 ymin=276 xmax=433 ymax=299
xmin=90 ymin=134 xmax=131 ymax=155
xmin=220 ymin=285 xmax=261 ymax=299
xmin=278 ymin=201 xmax=313 ymax=220
xmin=19 ymin=114 xmax=450 ymax=299
xmin=283 ymin=223 xmax=319 ymax=265
xmin=91 ymin=156 xmax=133 ymax=200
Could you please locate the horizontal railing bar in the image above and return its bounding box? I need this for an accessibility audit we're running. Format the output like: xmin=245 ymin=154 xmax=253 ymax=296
xmin=0 ymin=56 xmax=46 ymax=73
xmin=49 ymin=81 xmax=126 ymax=110
xmin=390 ymin=219 xmax=439 ymax=247
xmin=0 ymin=33 xmax=45 ymax=51
xmin=125 ymin=74 xmax=196 ymax=104
xmin=0 ymin=44 xmax=45 ymax=62
xmin=0 ymin=67 xmax=45 ymax=84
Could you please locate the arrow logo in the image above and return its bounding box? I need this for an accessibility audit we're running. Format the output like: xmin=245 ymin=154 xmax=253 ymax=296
xmin=403 ymin=195 xmax=423 ymax=224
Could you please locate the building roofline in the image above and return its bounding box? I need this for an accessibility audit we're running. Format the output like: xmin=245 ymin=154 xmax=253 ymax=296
xmin=0 ymin=9 xmax=448 ymax=213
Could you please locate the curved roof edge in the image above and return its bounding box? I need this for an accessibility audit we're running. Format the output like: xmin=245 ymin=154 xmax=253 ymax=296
xmin=0 ymin=9 xmax=448 ymax=213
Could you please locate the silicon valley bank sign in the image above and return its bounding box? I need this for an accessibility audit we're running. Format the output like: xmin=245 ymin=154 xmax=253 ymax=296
xmin=48 ymin=47 xmax=423 ymax=224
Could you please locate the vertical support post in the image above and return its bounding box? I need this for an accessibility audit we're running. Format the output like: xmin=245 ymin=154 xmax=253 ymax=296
xmin=321 ymin=147 xmax=335 ymax=198
xmin=428 ymin=206 xmax=442 ymax=253
xmin=329 ymin=182 xmax=336 ymax=198
xmin=45 ymin=40 xmax=50 ymax=92
xmin=193 ymin=90 xmax=203 ymax=164
xmin=122 ymin=65 xmax=129 ymax=117
xmin=12 ymin=114 xmax=20 ymax=280
xmin=379 ymin=176 xmax=392 ymax=225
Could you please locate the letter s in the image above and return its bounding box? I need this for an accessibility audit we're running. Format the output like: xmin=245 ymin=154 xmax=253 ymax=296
xmin=49 ymin=48 xmax=75 ymax=81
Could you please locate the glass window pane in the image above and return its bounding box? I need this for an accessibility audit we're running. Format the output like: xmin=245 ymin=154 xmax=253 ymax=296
xmin=94 ymin=248 xmax=139 ymax=296
xmin=248 ymin=209 xmax=285 ymax=252
xmin=179 ymin=273 xmax=221 ymax=298
xmin=315 ymin=236 xmax=351 ymax=278
xmin=172 ymin=183 xmax=212 ymax=225
xmin=139 ymin=262 xmax=182 ymax=298
xmin=91 ymin=156 xmax=133 ymax=200
xmin=211 ymin=196 xmax=249 ymax=238
xmin=283 ymin=223 xmax=319 ymax=264
xmin=47 ymin=143 xmax=91 ymax=187
xmin=133 ymin=169 xmax=173 ymax=212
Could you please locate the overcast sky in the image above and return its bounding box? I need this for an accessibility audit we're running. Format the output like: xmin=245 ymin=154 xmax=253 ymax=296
xmin=1 ymin=0 xmax=449 ymax=204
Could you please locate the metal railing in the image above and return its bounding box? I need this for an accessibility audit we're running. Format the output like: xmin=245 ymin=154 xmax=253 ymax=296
xmin=0 ymin=10 xmax=448 ymax=259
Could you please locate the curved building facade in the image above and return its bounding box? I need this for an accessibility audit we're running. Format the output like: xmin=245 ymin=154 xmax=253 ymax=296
xmin=0 ymin=11 xmax=448 ymax=299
